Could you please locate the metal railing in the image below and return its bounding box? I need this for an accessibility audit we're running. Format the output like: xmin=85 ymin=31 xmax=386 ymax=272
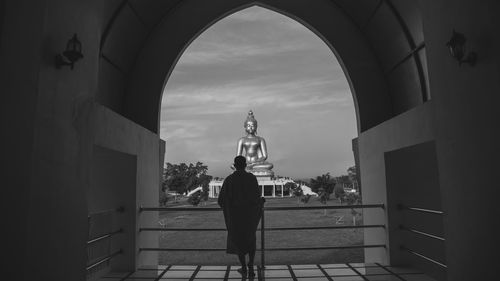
xmin=397 ymin=204 xmax=444 ymax=215
xmin=87 ymin=206 xmax=125 ymax=218
xmin=400 ymin=246 xmax=447 ymax=268
xmin=86 ymin=207 xmax=124 ymax=275
xmin=397 ymin=204 xmax=447 ymax=269
xmin=139 ymin=202 xmax=386 ymax=268
xmin=399 ymin=225 xmax=445 ymax=241
xmin=86 ymin=250 xmax=123 ymax=271
xmin=87 ymin=229 xmax=123 ymax=245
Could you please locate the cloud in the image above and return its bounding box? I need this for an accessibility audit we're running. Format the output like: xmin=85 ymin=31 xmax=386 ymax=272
xmin=162 ymin=78 xmax=351 ymax=115
xmin=161 ymin=120 xmax=209 ymax=139
xmin=166 ymin=45 xmax=344 ymax=95
xmin=175 ymin=6 xmax=330 ymax=67
xmin=179 ymin=41 xmax=314 ymax=65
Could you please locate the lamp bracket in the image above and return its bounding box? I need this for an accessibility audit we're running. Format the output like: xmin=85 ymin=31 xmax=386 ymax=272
xmin=459 ymin=52 xmax=477 ymax=67
xmin=54 ymin=54 xmax=75 ymax=69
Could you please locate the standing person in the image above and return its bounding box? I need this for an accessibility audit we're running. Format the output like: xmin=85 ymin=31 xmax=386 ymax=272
xmin=218 ymin=156 xmax=263 ymax=278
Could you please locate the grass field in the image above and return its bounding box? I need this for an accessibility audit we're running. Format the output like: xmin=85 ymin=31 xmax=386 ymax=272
xmin=158 ymin=196 xmax=365 ymax=265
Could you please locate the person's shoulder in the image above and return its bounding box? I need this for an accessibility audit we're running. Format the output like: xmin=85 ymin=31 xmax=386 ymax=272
xmin=223 ymin=174 xmax=235 ymax=182
xmin=245 ymin=172 xmax=257 ymax=180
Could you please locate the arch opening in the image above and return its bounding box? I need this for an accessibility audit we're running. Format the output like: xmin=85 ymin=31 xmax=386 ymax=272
xmin=160 ymin=5 xmax=358 ymax=177
xmin=158 ymin=3 xmax=362 ymax=134
xmin=159 ymin=5 xmax=362 ymax=265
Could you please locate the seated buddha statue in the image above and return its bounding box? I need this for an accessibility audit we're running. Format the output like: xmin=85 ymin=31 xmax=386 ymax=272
xmin=236 ymin=110 xmax=274 ymax=177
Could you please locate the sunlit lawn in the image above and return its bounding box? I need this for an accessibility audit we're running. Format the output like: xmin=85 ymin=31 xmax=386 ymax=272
xmin=158 ymin=196 xmax=365 ymax=265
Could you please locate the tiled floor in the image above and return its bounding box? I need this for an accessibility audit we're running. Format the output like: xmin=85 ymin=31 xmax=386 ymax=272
xmin=98 ymin=263 xmax=437 ymax=281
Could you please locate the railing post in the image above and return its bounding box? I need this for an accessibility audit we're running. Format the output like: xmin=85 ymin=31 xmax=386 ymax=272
xmin=260 ymin=197 xmax=265 ymax=270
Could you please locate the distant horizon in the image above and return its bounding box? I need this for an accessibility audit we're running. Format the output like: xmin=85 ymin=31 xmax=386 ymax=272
xmin=160 ymin=6 xmax=357 ymax=179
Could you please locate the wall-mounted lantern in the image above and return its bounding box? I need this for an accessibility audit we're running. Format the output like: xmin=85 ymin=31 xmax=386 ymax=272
xmin=54 ymin=33 xmax=84 ymax=70
xmin=446 ymin=30 xmax=477 ymax=66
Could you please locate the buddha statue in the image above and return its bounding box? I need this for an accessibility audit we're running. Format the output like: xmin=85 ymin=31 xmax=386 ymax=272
xmin=236 ymin=110 xmax=274 ymax=177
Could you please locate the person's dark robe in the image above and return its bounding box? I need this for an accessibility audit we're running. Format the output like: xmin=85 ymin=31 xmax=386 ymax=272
xmin=218 ymin=170 xmax=262 ymax=255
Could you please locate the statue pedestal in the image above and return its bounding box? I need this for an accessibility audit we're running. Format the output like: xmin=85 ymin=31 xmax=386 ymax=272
xmin=247 ymin=168 xmax=274 ymax=178
xmin=256 ymin=175 xmax=272 ymax=181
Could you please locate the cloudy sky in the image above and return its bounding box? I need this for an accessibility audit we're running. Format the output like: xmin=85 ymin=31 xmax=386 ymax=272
xmin=160 ymin=6 xmax=357 ymax=179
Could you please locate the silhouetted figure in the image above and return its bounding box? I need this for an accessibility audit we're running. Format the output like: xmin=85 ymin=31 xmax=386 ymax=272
xmin=218 ymin=156 xmax=263 ymax=278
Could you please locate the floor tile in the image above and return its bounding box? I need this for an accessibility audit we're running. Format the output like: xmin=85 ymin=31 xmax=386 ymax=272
xmin=162 ymin=270 xmax=194 ymax=278
xmin=324 ymin=268 xmax=357 ymax=276
xmin=262 ymin=269 xmax=292 ymax=278
xmin=170 ymin=265 xmax=198 ymax=270
xmin=195 ymin=270 xmax=227 ymax=278
xmin=200 ymin=265 xmax=227 ymax=270
xmin=332 ymin=277 xmax=365 ymax=281
xmin=296 ymin=277 xmax=330 ymax=281
xmin=292 ymin=264 xmax=320 ymax=269
xmin=383 ymin=266 xmax=422 ymax=274
xmin=400 ymin=274 xmax=437 ymax=281
xmin=128 ymin=270 xmax=163 ymax=278
xmin=293 ymin=269 xmax=325 ymax=277
xmin=228 ymin=268 xmax=247 ymax=278
xmin=364 ymin=275 xmax=401 ymax=281
xmin=264 ymin=265 xmax=290 ymax=269
xmin=138 ymin=265 xmax=168 ymax=270
xmin=349 ymin=263 xmax=380 ymax=268
xmin=354 ymin=267 xmax=390 ymax=275
xmin=320 ymin=264 xmax=349 ymax=268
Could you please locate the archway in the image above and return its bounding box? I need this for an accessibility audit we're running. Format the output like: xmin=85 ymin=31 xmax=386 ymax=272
xmin=158 ymin=5 xmax=361 ymax=265
xmin=160 ymin=5 xmax=357 ymax=181
xmin=96 ymin=0 xmax=430 ymax=269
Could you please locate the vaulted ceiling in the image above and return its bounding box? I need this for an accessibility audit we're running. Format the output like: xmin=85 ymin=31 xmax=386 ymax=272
xmin=96 ymin=0 xmax=429 ymax=133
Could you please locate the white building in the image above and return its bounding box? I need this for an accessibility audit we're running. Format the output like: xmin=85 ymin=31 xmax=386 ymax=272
xmin=208 ymin=177 xmax=315 ymax=198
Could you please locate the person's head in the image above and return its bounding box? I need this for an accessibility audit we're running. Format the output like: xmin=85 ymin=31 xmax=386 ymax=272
xmin=234 ymin=155 xmax=247 ymax=170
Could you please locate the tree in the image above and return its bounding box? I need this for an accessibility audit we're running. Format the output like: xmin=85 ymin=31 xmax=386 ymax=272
xmin=347 ymin=165 xmax=358 ymax=190
xmin=333 ymin=183 xmax=345 ymax=203
xmin=159 ymin=191 xmax=169 ymax=206
xmin=310 ymin=173 xmax=336 ymax=195
xmin=301 ymin=194 xmax=312 ymax=204
xmin=335 ymin=175 xmax=350 ymax=188
xmin=317 ymin=187 xmax=330 ymax=215
xmin=344 ymin=191 xmax=361 ymax=205
xmin=285 ymin=182 xmax=302 ymax=204
xmin=162 ymin=162 xmax=213 ymax=204
xmin=310 ymin=173 xmax=336 ymax=215
xmin=198 ymin=174 xmax=212 ymax=205
xmin=188 ymin=190 xmax=201 ymax=206
xmin=344 ymin=192 xmax=362 ymax=225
